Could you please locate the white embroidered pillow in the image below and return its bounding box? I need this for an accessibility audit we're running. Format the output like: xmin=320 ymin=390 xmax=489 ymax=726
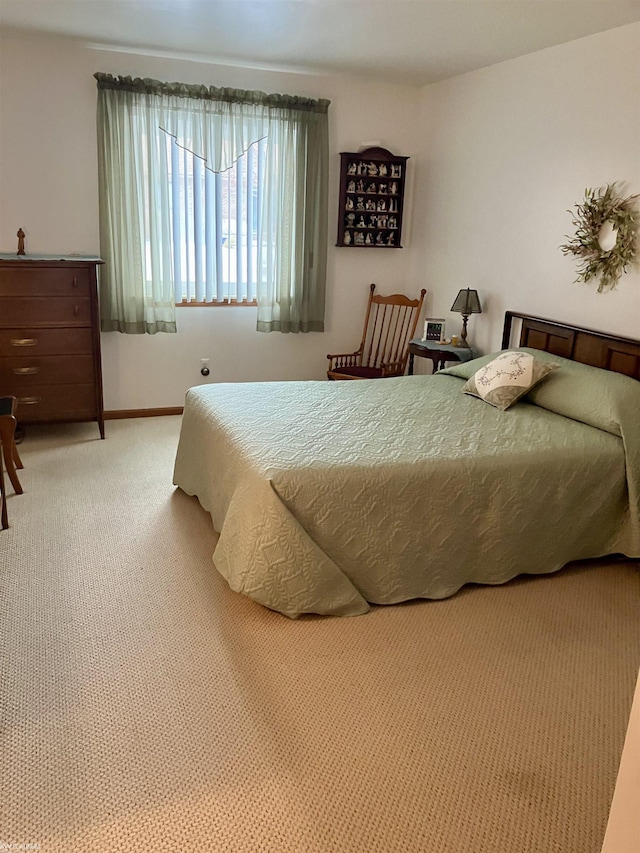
xmin=463 ymin=351 xmax=558 ymax=410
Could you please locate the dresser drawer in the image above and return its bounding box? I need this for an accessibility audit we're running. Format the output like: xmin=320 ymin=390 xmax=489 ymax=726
xmin=0 ymin=327 xmax=94 ymax=357
xmin=0 ymin=266 xmax=91 ymax=296
xmin=13 ymin=384 xmax=97 ymax=422
xmin=0 ymin=354 xmax=95 ymax=388
xmin=0 ymin=296 xmax=92 ymax=327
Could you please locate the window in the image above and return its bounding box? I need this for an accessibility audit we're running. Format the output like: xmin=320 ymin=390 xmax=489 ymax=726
xmin=163 ymin=135 xmax=265 ymax=305
xmin=96 ymin=73 xmax=329 ymax=335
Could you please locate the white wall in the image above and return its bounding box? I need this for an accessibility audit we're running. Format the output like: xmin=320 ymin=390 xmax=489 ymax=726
xmin=411 ymin=23 xmax=640 ymax=364
xmin=0 ymin=34 xmax=424 ymax=409
xmin=1 ymin=25 xmax=639 ymax=402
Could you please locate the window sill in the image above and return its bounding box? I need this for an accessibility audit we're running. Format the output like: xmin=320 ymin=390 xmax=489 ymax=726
xmin=176 ymin=300 xmax=257 ymax=307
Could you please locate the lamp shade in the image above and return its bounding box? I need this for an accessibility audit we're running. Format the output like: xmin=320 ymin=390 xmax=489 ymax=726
xmin=451 ymin=288 xmax=482 ymax=316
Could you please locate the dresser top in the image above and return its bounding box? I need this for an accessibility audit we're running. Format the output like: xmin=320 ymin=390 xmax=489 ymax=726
xmin=0 ymin=254 xmax=103 ymax=263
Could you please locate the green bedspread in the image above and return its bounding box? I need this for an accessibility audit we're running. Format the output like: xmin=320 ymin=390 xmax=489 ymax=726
xmin=173 ymin=352 xmax=640 ymax=618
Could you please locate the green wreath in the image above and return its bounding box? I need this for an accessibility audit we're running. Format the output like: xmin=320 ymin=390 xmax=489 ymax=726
xmin=560 ymin=183 xmax=638 ymax=293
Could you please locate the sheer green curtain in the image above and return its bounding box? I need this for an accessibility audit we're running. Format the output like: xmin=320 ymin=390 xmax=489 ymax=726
xmin=95 ymin=73 xmax=330 ymax=334
xmin=256 ymin=105 xmax=328 ymax=332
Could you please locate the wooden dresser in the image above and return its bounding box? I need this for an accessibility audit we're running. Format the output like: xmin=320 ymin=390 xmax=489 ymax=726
xmin=0 ymin=256 xmax=105 ymax=438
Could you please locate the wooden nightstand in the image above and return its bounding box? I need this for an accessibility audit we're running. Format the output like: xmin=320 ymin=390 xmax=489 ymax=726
xmin=408 ymin=339 xmax=478 ymax=375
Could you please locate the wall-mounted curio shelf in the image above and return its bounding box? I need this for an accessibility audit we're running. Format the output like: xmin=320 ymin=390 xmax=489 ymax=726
xmin=336 ymin=147 xmax=408 ymax=248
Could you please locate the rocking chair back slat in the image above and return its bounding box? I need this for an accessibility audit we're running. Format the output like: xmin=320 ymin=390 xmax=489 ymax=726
xmin=373 ymin=304 xmax=390 ymax=368
xmin=380 ymin=304 xmax=396 ymax=367
xmin=386 ymin=304 xmax=407 ymax=366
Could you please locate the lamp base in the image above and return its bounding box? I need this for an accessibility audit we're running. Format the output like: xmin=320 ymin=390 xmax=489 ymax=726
xmin=459 ymin=314 xmax=470 ymax=347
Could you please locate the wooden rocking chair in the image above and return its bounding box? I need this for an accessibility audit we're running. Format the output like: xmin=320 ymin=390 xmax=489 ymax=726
xmin=327 ymin=283 xmax=426 ymax=380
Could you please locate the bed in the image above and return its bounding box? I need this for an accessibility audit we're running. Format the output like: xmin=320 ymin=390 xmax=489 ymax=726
xmin=173 ymin=313 xmax=640 ymax=618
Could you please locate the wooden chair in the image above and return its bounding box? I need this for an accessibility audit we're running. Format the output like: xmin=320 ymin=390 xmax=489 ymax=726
xmin=327 ymin=283 xmax=426 ymax=380
xmin=0 ymin=396 xmax=24 ymax=529
xmin=0 ymin=435 xmax=7 ymax=530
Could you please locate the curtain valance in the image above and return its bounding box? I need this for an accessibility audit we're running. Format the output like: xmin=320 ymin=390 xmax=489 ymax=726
xmin=94 ymin=73 xmax=330 ymax=112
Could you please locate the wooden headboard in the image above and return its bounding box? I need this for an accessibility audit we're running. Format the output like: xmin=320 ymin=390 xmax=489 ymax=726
xmin=502 ymin=311 xmax=640 ymax=381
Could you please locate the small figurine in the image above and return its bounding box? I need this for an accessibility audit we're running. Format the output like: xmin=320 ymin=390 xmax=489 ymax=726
xmin=379 ymin=163 xmax=388 ymax=177
xmin=17 ymin=228 xmax=25 ymax=256
xmin=347 ymin=180 xmax=356 ymax=193
xmin=344 ymin=230 xmax=352 ymax=245
xmin=347 ymin=162 xmax=357 ymax=175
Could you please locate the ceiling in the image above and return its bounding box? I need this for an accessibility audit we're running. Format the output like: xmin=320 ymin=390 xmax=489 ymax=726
xmin=1 ymin=0 xmax=639 ymax=86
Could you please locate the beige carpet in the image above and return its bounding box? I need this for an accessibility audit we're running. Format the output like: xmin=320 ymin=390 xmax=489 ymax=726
xmin=1 ymin=416 xmax=639 ymax=853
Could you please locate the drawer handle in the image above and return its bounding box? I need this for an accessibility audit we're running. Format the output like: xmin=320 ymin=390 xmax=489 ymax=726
xmin=73 ymin=276 xmax=78 ymax=288
xmin=74 ymin=304 xmax=79 ymax=315
xmin=17 ymin=396 xmax=41 ymax=405
xmin=10 ymin=338 xmax=38 ymax=347
xmin=12 ymin=366 xmax=40 ymax=375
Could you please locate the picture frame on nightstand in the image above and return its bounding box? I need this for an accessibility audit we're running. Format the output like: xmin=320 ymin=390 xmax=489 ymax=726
xmin=423 ymin=319 xmax=446 ymax=342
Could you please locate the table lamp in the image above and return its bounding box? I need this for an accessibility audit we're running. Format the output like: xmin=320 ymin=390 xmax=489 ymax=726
xmin=451 ymin=288 xmax=482 ymax=347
